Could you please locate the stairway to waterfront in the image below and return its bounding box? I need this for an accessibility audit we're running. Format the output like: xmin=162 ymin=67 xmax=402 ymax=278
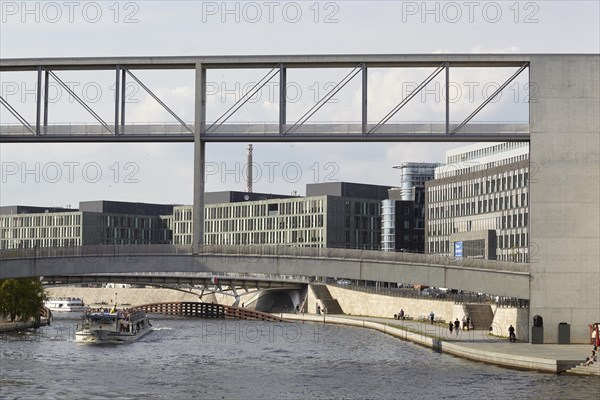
xmin=463 ymin=304 xmax=494 ymax=330
xmin=565 ymin=362 xmax=600 ymax=376
xmin=311 ymin=284 xmax=343 ymax=314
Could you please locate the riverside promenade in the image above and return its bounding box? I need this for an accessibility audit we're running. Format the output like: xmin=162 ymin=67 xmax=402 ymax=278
xmin=282 ymin=313 xmax=599 ymax=376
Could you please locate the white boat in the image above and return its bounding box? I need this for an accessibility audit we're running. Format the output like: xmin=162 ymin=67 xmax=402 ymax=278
xmin=45 ymin=297 xmax=90 ymax=312
xmin=75 ymin=309 xmax=152 ymax=344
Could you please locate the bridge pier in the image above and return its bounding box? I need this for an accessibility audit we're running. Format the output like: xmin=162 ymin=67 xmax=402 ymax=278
xmin=193 ymin=62 xmax=206 ymax=254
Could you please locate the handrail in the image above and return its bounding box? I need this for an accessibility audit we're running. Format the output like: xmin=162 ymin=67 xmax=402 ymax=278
xmin=0 ymin=244 xmax=529 ymax=274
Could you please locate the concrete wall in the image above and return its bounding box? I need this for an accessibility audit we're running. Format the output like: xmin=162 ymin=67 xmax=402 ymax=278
xmin=46 ymin=287 xmax=215 ymax=306
xmin=491 ymin=306 xmax=529 ymax=341
xmin=326 ymin=285 xmax=454 ymax=322
xmin=529 ymin=54 xmax=600 ymax=343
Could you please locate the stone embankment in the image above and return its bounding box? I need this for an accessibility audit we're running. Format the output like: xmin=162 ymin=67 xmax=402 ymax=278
xmin=46 ymin=287 xmax=216 ymax=306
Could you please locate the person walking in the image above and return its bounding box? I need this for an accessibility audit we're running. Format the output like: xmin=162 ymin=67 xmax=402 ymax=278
xmin=449 ymin=322 xmax=453 ymax=335
xmin=429 ymin=311 xmax=435 ymax=324
xmin=454 ymin=318 xmax=460 ymax=335
xmin=462 ymin=315 xmax=467 ymax=330
xmin=509 ymin=325 xmax=516 ymax=342
xmin=466 ymin=315 xmax=471 ymax=331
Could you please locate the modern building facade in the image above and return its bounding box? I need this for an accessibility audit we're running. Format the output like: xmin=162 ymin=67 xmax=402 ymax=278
xmin=174 ymin=182 xmax=389 ymax=250
xmin=382 ymin=163 xmax=440 ymax=252
xmin=0 ymin=201 xmax=173 ymax=249
xmin=1 ymin=183 xmax=390 ymax=251
xmin=425 ymin=142 xmax=530 ymax=262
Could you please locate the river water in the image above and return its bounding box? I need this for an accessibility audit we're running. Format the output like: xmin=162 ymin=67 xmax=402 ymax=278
xmin=1 ymin=316 xmax=598 ymax=400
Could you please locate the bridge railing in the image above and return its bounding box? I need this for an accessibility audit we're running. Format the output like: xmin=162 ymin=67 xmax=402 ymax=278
xmin=0 ymin=244 xmax=190 ymax=261
xmin=115 ymin=271 xmax=310 ymax=284
xmin=196 ymin=244 xmax=530 ymax=273
xmin=328 ymin=282 xmax=529 ymax=308
xmin=1 ymin=121 xmax=529 ymax=139
xmin=0 ymin=243 xmax=529 ymax=273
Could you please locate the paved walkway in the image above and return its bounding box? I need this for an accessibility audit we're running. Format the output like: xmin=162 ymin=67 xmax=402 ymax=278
xmin=282 ymin=313 xmax=598 ymax=375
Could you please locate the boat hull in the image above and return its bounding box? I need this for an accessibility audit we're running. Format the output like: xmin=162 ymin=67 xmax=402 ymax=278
xmin=75 ymin=327 xmax=152 ymax=344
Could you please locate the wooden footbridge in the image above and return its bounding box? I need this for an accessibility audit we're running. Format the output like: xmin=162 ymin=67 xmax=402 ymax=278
xmin=133 ymin=302 xmax=285 ymax=322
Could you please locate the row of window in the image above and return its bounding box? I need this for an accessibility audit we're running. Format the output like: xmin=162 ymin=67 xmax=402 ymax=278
xmin=428 ymin=191 xmax=527 ymax=220
xmin=447 ymin=142 xmax=528 ymax=164
xmin=0 ymin=226 xmax=81 ymax=239
xmin=428 ymin=171 xmax=528 ymax=203
xmin=1 ymin=238 xmax=81 ymax=249
xmin=204 ymin=229 xmax=325 ymax=246
xmin=204 ymin=215 xmax=325 ymax=233
xmin=427 ymin=234 xmax=529 ymax=256
xmin=429 ymin=211 xmax=529 ymax=237
xmin=0 ymin=214 xmax=82 ymax=228
xmin=103 ymin=215 xmax=156 ymax=229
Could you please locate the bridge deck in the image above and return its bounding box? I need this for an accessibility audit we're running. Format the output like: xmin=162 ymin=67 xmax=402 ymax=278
xmin=0 ymin=123 xmax=529 ymax=142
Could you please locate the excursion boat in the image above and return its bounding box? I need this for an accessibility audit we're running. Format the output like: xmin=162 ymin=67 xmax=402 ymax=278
xmin=75 ymin=309 xmax=152 ymax=344
xmin=44 ymin=297 xmax=90 ymax=312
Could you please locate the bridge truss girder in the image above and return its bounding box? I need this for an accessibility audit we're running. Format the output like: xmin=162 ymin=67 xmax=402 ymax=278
xmin=0 ymin=55 xmax=530 ymax=143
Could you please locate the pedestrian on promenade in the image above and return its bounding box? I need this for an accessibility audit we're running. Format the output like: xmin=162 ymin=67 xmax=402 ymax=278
xmin=454 ymin=318 xmax=460 ymax=335
xmin=466 ymin=316 xmax=470 ymax=331
xmin=317 ymin=304 xmax=321 ymax=315
xmin=462 ymin=316 xmax=467 ymax=330
xmin=449 ymin=322 xmax=453 ymax=334
xmin=399 ymin=309 xmax=405 ymax=320
xmin=509 ymin=325 xmax=516 ymax=342
xmin=429 ymin=311 xmax=435 ymax=324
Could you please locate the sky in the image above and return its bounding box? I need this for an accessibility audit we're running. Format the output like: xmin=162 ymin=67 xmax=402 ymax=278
xmin=1 ymin=0 xmax=599 ymax=207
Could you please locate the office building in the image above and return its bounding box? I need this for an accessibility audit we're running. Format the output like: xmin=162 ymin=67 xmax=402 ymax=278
xmin=174 ymin=183 xmax=389 ymax=249
xmin=0 ymin=201 xmax=174 ymax=249
xmin=2 ymin=183 xmax=390 ymax=251
xmin=381 ymin=163 xmax=440 ymax=252
xmin=425 ymin=142 xmax=530 ymax=262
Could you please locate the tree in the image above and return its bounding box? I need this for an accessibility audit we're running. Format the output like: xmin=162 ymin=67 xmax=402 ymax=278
xmin=0 ymin=278 xmax=47 ymax=322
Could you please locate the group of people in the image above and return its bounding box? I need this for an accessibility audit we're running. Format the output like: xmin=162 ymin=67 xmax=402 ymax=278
xmin=448 ymin=316 xmax=471 ymax=335
xmin=316 ymin=304 xmax=327 ymax=315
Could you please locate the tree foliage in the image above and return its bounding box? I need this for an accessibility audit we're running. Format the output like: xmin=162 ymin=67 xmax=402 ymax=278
xmin=0 ymin=278 xmax=47 ymax=322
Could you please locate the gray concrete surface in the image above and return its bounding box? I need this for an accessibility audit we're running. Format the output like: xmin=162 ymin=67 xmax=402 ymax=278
xmin=282 ymin=313 xmax=596 ymax=375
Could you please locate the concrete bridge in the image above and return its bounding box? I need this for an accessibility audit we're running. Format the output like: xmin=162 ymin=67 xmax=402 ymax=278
xmin=0 ymin=244 xmax=530 ymax=299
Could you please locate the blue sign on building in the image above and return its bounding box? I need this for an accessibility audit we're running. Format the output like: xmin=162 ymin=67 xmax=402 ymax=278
xmin=454 ymin=241 xmax=463 ymax=257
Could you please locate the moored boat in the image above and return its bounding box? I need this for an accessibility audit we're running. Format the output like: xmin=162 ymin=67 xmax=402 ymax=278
xmin=44 ymin=297 xmax=90 ymax=312
xmin=75 ymin=309 xmax=152 ymax=344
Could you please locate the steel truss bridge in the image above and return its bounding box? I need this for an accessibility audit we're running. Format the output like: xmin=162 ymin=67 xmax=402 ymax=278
xmin=0 ymin=54 xmax=530 ymax=143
